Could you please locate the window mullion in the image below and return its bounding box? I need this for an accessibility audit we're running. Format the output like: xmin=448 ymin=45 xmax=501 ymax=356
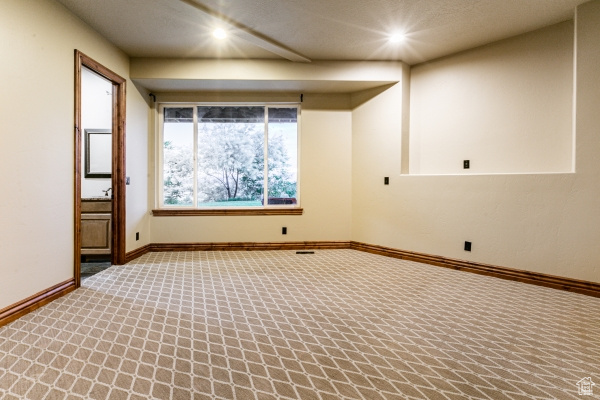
xmin=157 ymin=105 xmax=164 ymax=208
xmin=263 ymin=107 xmax=269 ymax=208
xmin=193 ymin=106 xmax=198 ymax=208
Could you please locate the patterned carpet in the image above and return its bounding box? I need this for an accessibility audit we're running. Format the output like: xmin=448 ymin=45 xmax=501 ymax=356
xmin=0 ymin=250 xmax=599 ymax=399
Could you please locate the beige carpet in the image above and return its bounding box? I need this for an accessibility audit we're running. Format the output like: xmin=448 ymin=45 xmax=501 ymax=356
xmin=0 ymin=250 xmax=599 ymax=399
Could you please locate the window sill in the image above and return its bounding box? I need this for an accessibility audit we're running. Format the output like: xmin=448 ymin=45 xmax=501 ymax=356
xmin=152 ymin=208 xmax=303 ymax=216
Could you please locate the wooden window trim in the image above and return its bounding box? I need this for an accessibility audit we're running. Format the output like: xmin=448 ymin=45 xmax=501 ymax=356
xmin=152 ymin=208 xmax=303 ymax=216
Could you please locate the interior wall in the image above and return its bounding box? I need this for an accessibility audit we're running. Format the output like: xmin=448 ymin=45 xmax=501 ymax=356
xmin=0 ymin=0 xmax=150 ymax=310
xmin=409 ymin=21 xmax=574 ymax=175
xmin=352 ymin=11 xmax=600 ymax=283
xmin=351 ymin=82 xmax=404 ymax=242
xmin=81 ymin=67 xmax=112 ymax=198
xmin=125 ymin=83 xmax=151 ymax=253
xmin=150 ymin=93 xmax=353 ymax=243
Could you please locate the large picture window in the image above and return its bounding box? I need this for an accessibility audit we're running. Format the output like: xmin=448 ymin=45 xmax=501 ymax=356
xmin=159 ymin=104 xmax=299 ymax=209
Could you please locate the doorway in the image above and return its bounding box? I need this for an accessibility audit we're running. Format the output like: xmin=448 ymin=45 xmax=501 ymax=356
xmin=74 ymin=50 xmax=126 ymax=288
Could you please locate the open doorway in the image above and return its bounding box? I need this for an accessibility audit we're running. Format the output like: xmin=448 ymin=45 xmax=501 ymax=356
xmin=74 ymin=50 xmax=126 ymax=288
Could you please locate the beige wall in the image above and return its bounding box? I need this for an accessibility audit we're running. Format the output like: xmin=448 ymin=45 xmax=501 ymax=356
xmin=352 ymin=7 xmax=600 ymax=283
xmin=0 ymin=0 xmax=150 ymax=309
xmin=352 ymin=81 xmax=406 ymax=244
xmin=126 ymin=85 xmax=151 ymax=253
xmin=410 ymin=21 xmax=574 ymax=175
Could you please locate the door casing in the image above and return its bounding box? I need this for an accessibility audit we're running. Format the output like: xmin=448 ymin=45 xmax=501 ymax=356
xmin=74 ymin=50 xmax=126 ymax=288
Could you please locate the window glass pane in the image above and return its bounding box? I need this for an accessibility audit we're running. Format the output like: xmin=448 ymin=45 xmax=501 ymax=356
xmin=197 ymin=106 xmax=265 ymax=207
xmin=268 ymin=107 xmax=297 ymax=123
xmin=267 ymin=107 xmax=298 ymax=205
xmin=198 ymin=106 xmax=264 ymax=123
xmin=163 ymin=107 xmax=194 ymax=206
xmin=165 ymin=107 xmax=193 ymax=122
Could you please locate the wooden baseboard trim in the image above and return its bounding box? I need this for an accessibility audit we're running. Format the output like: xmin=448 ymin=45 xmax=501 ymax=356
xmin=152 ymin=241 xmax=350 ymax=253
xmin=350 ymin=241 xmax=600 ymax=298
xmin=125 ymin=244 xmax=152 ymax=263
xmin=125 ymin=241 xmax=351 ymax=262
xmin=0 ymin=279 xmax=75 ymax=328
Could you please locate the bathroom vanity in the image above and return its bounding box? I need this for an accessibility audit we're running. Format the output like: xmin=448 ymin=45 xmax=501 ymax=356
xmin=81 ymin=198 xmax=112 ymax=256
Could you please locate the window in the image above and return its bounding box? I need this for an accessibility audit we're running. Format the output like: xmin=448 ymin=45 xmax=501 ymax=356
xmin=159 ymin=104 xmax=299 ymax=211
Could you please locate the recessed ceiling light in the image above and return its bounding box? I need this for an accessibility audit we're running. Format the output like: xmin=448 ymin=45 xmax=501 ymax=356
xmin=213 ymin=28 xmax=227 ymax=40
xmin=389 ymin=33 xmax=406 ymax=44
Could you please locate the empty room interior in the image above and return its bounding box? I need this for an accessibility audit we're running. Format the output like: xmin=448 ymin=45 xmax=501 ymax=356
xmin=1 ymin=0 xmax=600 ymax=399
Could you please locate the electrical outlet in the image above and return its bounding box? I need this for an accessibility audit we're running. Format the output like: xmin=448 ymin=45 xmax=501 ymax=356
xmin=464 ymin=241 xmax=472 ymax=251
xmin=384 ymin=177 xmax=389 ymax=185
xmin=136 ymin=232 xmax=139 ymax=241
xmin=282 ymin=227 xmax=287 ymax=235
xmin=463 ymin=160 xmax=470 ymax=169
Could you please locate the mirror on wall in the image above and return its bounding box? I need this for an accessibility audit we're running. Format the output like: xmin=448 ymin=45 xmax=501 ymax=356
xmin=84 ymin=129 xmax=111 ymax=178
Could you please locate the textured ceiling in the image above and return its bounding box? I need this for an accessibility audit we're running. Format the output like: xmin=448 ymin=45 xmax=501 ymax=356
xmin=56 ymin=0 xmax=585 ymax=65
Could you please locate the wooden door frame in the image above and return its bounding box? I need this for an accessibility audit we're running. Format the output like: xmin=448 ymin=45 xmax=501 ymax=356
xmin=74 ymin=50 xmax=126 ymax=288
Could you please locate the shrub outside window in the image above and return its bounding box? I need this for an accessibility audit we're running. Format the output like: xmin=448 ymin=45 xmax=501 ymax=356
xmin=159 ymin=104 xmax=299 ymax=209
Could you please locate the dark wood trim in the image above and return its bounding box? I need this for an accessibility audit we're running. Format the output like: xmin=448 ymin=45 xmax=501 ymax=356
xmin=149 ymin=241 xmax=349 ymax=252
xmin=125 ymin=241 xmax=349 ymax=261
xmin=350 ymin=241 xmax=600 ymax=298
xmin=111 ymin=64 xmax=127 ymax=266
xmin=0 ymin=280 xmax=75 ymax=328
xmin=74 ymin=51 xmax=82 ymax=287
xmin=77 ymin=53 xmax=126 ymax=85
xmin=152 ymin=208 xmax=303 ymax=216
xmin=125 ymin=244 xmax=152 ymax=263
xmin=75 ymin=50 xmax=127 ymax=291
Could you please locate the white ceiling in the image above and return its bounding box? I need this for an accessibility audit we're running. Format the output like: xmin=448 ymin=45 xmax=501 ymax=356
xmin=56 ymin=0 xmax=585 ymax=65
